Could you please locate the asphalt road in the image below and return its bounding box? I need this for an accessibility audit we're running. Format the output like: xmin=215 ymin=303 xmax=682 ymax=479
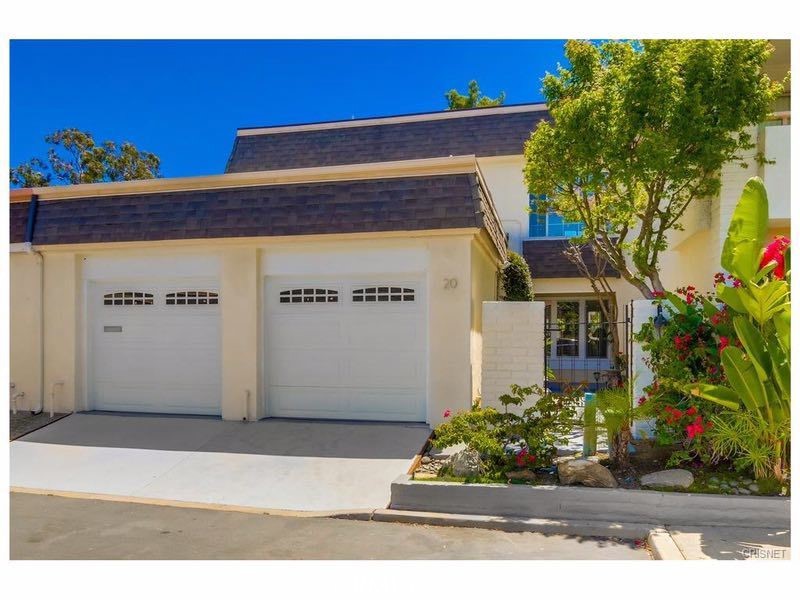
xmin=10 ymin=492 xmax=649 ymax=560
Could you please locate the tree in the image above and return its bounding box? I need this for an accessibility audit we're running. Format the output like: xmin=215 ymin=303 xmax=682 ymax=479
xmin=524 ymin=40 xmax=784 ymax=298
xmin=445 ymin=80 xmax=505 ymax=110
xmin=10 ymin=128 xmax=162 ymax=187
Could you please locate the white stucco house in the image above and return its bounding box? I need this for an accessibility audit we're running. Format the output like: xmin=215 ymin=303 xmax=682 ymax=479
xmin=8 ymin=43 xmax=790 ymax=426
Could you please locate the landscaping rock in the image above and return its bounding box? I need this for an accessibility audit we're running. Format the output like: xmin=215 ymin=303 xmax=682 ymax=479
xmin=738 ymin=488 xmax=751 ymax=495
xmin=748 ymin=483 xmax=760 ymax=493
xmin=420 ymin=456 xmax=431 ymax=465
xmin=505 ymin=469 xmax=536 ymax=481
xmin=640 ymin=469 xmax=694 ymax=489
xmin=742 ymin=478 xmax=753 ymax=485
xmin=557 ymin=459 xmax=618 ymax=488
xmin=428 ymin=442 xmax=466 ymax=461
xmin=709 ymin=476 xmax=719 ymax=484
xmin=451 ymin=448 xmax=483 ymax=477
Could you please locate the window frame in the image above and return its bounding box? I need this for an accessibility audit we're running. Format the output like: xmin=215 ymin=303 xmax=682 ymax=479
xmin=278 ymin=287 xmax=339 ymax=305
xmin=351 ymin=285 xmax=416 ymax=304
xmin=102 ymin=291 xmax=155 ymax=306
xmin=527 ymin=194 xmax=585 ymax=240
xmin=543 ymin=297 xmax=612 ymax=362
xmin=165 ymin=290 xmax=220 ymax=306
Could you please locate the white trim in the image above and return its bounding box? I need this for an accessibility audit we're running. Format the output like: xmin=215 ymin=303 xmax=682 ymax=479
xmin=237 ymin=104 xmax=548 ymax=136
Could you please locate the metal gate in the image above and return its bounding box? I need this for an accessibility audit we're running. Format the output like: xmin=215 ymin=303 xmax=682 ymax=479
xmin=544 ymin=300 xmax=633 ymax=393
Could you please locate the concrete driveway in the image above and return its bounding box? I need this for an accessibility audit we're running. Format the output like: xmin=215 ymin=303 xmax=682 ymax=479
xmin=10 ymin=413 xmax=430 ymax=512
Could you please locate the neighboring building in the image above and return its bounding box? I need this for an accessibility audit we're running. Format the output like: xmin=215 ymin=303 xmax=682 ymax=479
xmin=8 ymin=43 xmax=790 ymax=422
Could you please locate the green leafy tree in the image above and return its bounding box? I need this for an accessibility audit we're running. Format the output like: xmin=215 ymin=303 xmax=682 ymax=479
xmin=524 ymin=40 xmax=784 ymax=298
xmin=445 ymin=80 xmax=505 ymax=110
xmin=501 ymin=251 xmax=534 ymax=301
xmin=10 ymin=128 xmax=161 ymax=187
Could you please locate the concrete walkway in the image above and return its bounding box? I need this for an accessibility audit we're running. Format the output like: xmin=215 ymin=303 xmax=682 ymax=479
xmin=10 ymin=413 xmax=430 ymax=512
xmin=10 ymin=493 xmax=650 ymax=559
xmin=663 ymin=526 xmax=791 ymax=560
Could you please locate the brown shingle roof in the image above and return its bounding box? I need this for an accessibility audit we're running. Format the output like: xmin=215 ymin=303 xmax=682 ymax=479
xmin=226 ymin=106 xmax=549 ymax=173
xmin=523 ymin=239 xmax=620 ymax=279
xmin=12 ymin=173 xmax=505 ymax=259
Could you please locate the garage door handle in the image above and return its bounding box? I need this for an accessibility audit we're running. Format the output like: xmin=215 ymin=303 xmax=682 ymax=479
xmin=103 ymin=325 xmax=123 ymax=333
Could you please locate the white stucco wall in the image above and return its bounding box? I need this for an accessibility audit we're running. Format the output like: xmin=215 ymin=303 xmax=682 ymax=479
xmin=480 ymin=301 xmax=545 ymax=411
xmin=477 ymin=156 xmax=529 ymax=254
xmin=763 ymin=123 xmax=791 ymax=222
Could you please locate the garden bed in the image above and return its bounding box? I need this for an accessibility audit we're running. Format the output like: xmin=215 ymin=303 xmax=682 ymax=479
xmin=412 ymin=448 xmax=788 ymax=497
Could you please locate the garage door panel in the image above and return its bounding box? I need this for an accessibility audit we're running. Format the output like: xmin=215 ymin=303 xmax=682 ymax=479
xmin=93 ymin=383 xmax=221 ymax=415
xmin=270 ymin=386 xmax=423 ymax=421
xmin=88 ymin=279 xmax=221 ymax=415
xmin=343 ymin=351 xmax=423 ymax=388
xmin=269 ymin=351 xmax=345 ymax=387
xmin=265 ymin=275 xmax=426 ymax=422
xmin=268 ymin=315 xmax=343 ymax=349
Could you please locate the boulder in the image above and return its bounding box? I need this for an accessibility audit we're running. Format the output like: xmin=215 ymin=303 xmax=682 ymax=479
xmin=640 ymin=469 xmax=694 ymax=489
xmin=428 ymin=442 xmax=467 ymax=461
xmin=558 ymin=459 xmax=618 ymax=488
xmin=451 ymin=448 xmax=483 ymax=477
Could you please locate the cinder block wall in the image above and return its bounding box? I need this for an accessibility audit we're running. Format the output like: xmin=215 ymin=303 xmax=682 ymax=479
xmin=480 ymin=301 xmax=544 ymax=410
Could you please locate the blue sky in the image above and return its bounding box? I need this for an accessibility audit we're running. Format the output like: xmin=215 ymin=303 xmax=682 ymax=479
xmin=10 ymin=40 xmax=568 ymax=178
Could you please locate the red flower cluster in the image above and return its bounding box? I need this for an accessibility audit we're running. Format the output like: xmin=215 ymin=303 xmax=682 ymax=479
xmin=686 ymin=415 xmax=711 ymax=439
xmin=713 ymin=272 xmax=726 ymax=285
xmin=718 ymin=336 xmax=729 ymax=352
xmin=652 ymin=291 xmax=665 ymax=298
xmin=515 ymin=448 xmax=537 ymax=468
xmin=664 ymin=406 xmax=684 ymax=424
xmin=443 ymin=409 xmax=452 ymax=418
xmin=760 ymin=235 xmax=791 ymax=280
xmin=637 ymin=396 xmax=647 ymax=406
xmin=673 ymin=334 xmax=692 ymax=351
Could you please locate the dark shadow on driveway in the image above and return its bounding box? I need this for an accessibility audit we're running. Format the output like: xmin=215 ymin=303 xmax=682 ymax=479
xmin=15 ymin=412 xmax=432 ymax=460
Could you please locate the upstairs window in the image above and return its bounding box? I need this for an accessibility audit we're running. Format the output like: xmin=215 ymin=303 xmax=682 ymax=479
xmin=103 ymin=291 xmax=154 ymax=306
xmin=279 ymin=288 xmax=338 ymax=304
xmin=166 ymin=291 xmax=219 ymax=305
xmin=352 ymin=286 xmax=415 ymax=303
xmin=528 ymin=195 xmax=584 ymax=239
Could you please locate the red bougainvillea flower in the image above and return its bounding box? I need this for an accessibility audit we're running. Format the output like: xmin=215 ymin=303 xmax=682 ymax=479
xmin=638 ymin=396 xmax=647 ymax=406
xmin=686 ymin=406 xmax=698 ymax=416
xmin=652 ymin=291 xmax=665 ymax=298
xmin=718 ymin=336 xmax=729 ymax=352
xmin=686 ymin=416 xmax=707 ymax=440
xmin=760 ymin=235 xmax=791 ymax=279
xmin=443 ymin=409 xmax=452 ymax=418
xmin=713 ymin=272 xmax=726 ymax=285
xmin=685 ymin=285 xmax=696 ymax=304
xmin=732 ymin=278 xmax=742 ymax=288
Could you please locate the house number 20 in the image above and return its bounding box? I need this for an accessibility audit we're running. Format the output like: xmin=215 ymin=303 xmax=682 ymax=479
xmin=443 ymin=278 xmax=458 ymax=289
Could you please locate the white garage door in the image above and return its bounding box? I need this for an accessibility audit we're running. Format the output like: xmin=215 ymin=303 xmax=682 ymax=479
xmin=264 ymin=276 xmax=426 ymax=421
xmin=88 ymin=279 xmax=222 ymax=415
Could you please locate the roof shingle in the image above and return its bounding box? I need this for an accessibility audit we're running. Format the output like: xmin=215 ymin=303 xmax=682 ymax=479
xmin=226 ymin=107 xmax=549 ymax=173
xmin=12 ymin=174 xmax=504 ymax=258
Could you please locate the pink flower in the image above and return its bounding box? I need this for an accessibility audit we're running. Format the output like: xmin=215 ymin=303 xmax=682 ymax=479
xmin=760 ymin=235 xmax=790 ymax=279
xmin=719 ymin=336 xmax=729 ymax=352
xmin=443 ymin=409 xmax=452 ymax=418
xmin=638 ymin=396 xmax=647 ymax=406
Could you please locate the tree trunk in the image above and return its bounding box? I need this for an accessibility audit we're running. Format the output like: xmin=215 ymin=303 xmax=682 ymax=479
xmin=612 ymin=426 xmax=632 ymax=469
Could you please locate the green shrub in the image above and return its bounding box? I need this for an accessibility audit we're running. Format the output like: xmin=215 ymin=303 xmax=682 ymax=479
xmin=501 ymin=251 xmax=534 ymax=301
xmin=435 ymin=384 xmax=580 ymax=473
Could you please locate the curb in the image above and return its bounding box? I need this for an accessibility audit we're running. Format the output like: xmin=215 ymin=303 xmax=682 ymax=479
xmin=647 ymin=528 xmax=686 ymax=560
xmin=370 ymin=508 xmax=657 ymax=540
xmin=10 ymin=487 xmax=378 ymax=520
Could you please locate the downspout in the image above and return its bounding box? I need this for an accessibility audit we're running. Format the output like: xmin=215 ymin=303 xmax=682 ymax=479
xmin=22 ymin=194 xmax=45 ymax=414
